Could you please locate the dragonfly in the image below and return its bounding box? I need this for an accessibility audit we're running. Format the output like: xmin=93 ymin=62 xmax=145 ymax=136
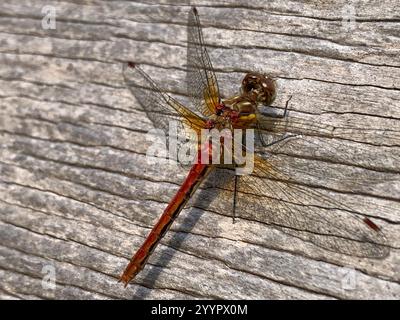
xmin=119 ymin=7 xmax=389 ymax=286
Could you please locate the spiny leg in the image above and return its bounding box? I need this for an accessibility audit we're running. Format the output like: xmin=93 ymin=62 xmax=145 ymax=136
xmin=260 ymin=95 xmax=292 ymax=119
xmin=262 ymin=133 xmax=300 ymax=148
xmin=258 ymin=95 xmax=293 ymax=147
xmin=281 ymin=95 xmax=292 ymax=119
xmin=257 ymin=121 xmax=298 ymax=148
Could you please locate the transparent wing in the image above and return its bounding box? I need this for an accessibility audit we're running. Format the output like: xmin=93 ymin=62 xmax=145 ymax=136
xmin=123 ymin=62 xmax=207 ymax=166
xmin=230 ymin=136 xmax=392 ymax=258
xmin=186 ymin=7 xmax=220 ymax=117
xmin=123 ymin=62 xmax=206 ymax=135
xmin=255 ymin=111 xmax=399 ymax=172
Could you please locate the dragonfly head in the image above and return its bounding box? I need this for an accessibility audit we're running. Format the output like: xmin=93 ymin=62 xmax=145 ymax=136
xmin=241 ymin=72 xmax=277 ymax=106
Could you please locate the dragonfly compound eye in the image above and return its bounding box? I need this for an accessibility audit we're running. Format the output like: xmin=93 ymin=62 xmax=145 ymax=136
xmin=241 ymin=72 xmax=277 ymax=106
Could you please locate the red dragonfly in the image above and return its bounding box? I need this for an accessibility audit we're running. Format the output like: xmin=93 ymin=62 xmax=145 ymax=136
xmin=119 ymin=7 xmax=389 ymax=286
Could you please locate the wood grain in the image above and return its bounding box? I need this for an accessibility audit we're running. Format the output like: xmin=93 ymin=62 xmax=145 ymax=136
xmin=0 ymin=0 xmax=399 ymax=299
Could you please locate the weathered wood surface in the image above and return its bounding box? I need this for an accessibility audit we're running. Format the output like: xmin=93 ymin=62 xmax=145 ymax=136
xmin=1 ymin=0 xmax=400 ymax=300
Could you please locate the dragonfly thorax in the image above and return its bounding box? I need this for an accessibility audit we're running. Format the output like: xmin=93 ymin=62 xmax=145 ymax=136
xmin=220 ymin=95 xmax=259 ymax=128
xmin=206 ymin=103 xmax=239 ymax=129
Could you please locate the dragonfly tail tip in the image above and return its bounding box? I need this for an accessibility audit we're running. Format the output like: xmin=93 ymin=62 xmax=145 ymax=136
xmin=363 ymin=217 xmax=380 ymax=232
xmin=118 ymin=273 xmax=132 ymax=288
xmin=127 ymin=61 xmax=136 ymax=69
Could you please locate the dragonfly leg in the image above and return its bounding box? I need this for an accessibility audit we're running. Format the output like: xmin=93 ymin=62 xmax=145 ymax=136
xmin=281 ymin=95 xmax=292 ymax=119
xmin=258 ymin=95 xmax=294 ymax=147
xmin=257 ymin=121 xmax=298 ymax=148
xmin=263 ymin=133 xmax=299 ymax=148
xmin=261 ymin=95 xmax=292 ymax=119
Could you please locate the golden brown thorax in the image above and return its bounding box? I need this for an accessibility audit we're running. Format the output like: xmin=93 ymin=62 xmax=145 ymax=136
xmin=218 ymin=72 xmax=277 ymax=129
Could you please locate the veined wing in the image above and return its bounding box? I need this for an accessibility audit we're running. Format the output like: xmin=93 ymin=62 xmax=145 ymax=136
xmin=255 ymin=111 xmax=399 ymax=172
xmin=123 ymin=62 xmax=206 ymax=136
xmin=231 ymin=138 xmax=392 ymax=258
xmin=187 ymin=7 xmax=220 ymax=117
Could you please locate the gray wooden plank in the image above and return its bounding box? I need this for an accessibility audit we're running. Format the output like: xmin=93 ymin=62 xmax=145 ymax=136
xmin=0 ymin=0 xmax=399 ymax=299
